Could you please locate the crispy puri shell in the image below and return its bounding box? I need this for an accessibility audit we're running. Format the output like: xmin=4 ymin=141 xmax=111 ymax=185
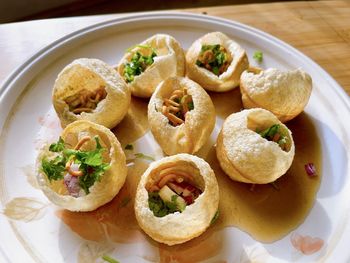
xmin=52 ymin=58 xmax=130 ymax=129
xmin=240 ymin=68 xmax=312 ymax=122
xmin=148 ymin=77 xmax=215 ymax=155
xmin=186 ymin=31 xmax=249 ymax=92
xmin=117 ymin=34 xmax=185 ymax=98
xmin=134 ymin=154 xmax=219 ymax=245
xmin=216 ymin=108 xmax=295 ymax=184
xmin=36 ymin=120 xmax=127 ymax=211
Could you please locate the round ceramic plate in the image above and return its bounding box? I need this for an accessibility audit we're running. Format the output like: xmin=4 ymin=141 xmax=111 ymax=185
xmin=0 ymin=12 xmax=349 ymax=263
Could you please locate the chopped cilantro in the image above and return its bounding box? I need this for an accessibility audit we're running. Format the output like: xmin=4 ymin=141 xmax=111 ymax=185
xmin=41 ymin=156 xmax=66 ymax=181
xmin=41 ymin=136 xmax=110 ymax=195
xmin=210 ymin=210 xmax=220 ymax=225
xmin=188 ymin=101 xmax=194 ymax=111
xmin=102 ymin=255 xmax=120 ymax=263
xmin=257 ymin=124 xmax=288 ymax=150
xmin=124 ymin=144 xmax=134 ymax=150
xmin=253 ymin=51 xmax=263 ymax=63
xmin=196 ymin=44 xmax=229 ymax=76
xmin=148 ymin=191 xmax=179 ymax=217
xmin=134 ymin=153 xmax=155 ymax=161
xmin=123 ymin=49 xmax=157 ymax=83
xmin=120 ymin=196 xmax=131 ymax=207
xmin=49 ymin=137 xmax=65 ymax=152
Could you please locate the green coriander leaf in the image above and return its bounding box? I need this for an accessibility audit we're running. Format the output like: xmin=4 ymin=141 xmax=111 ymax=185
xmin=41 ymin=157 xmax=65 ymax=182
xmin=102 ymin=255 xmax=120 ymax=263
xmin=134 ymin=153 xmax=155 ymax=161
xmin=120 ymin=196 xmax=131 ymax=207
xmin=49 ymin=137 xmax=65 ymax=152
xmin=253 ymin=51 xmax=263 ymax=63
xmin=210 ymin=210 xmax=220 ymax=225
xmin=188 ymin=101 xmax=194 ymax=111
xmin=171 ymin=195 xmax=178 ymax=203
xmin=212 ymin=66 xmax=219 ymax=75
xmin=125 ymin=144 xmax=134 ymax=150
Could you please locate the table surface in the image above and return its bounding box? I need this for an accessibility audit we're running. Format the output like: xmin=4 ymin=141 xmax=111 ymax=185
xmin=0 ymin=0 xmax=349 ymax=96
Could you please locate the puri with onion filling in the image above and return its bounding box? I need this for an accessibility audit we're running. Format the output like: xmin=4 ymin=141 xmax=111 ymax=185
xmin=36 ymin=120 xmax=127 ymax=211
xmin=148 ymin=76 xmax=215 ymax=155
xmin=240 ymin=68 xmax=312 ymax=122
xmin=186 ymin=31 xmax=249 ymax=92
xmin=134 ymin=153 xmax=219 ymax=245
xmin=117 ymin=34 xmax=185 ymax=98
xmin=216 ymin=108 xmax=295 ymax=184
xmin=52 ymin=58 xmax=130 ymax=129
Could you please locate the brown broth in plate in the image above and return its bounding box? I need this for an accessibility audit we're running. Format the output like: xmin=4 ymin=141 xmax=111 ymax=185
xmin=56 ymin=90 xmax=321 ymax=261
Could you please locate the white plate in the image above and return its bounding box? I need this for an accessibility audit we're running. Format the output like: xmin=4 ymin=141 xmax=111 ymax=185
xmin=0 ymin=12 xmax=349 ymax=263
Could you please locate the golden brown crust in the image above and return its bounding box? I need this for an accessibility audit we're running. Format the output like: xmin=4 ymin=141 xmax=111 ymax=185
xmin=148 ymin=76 xmax=215 ymax=155
xmin=117 ymin=34 xmax=185 ymax=98
xmin=36 ymin=120 xmax=127 ymax=211
xmin=186 ymin=32 xmax=249 ymax=92
xmin=216 ymin=108 xmax=295 ymax=184
xmin=52 ymin=58 xmax=130 ymax=129
xmin=240 ymin=68 xmax=312 ymax=122
xmin=134 ymin=154 xmax=219 ymax=245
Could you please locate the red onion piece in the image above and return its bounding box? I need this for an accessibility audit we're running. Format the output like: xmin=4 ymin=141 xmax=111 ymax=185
xmin=64 ymin=173 xmax=80 ymax=197
xmin=305 ymin=163 xmax=317 ymax=177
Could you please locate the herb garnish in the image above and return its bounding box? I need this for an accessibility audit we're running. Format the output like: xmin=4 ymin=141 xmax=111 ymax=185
xmin=210 ymin=210 xmax=220 ymax=225
xmin=124 ymin=144 xmax=134 ymax=150
xmin=148 ymin=191 xmax=180 ymax=217
xmin=102 ymin=255 xmax=120 ymax=263
xmin=123 ymin=47 xmax=157 ymax=83
xmin=253 ymin=51 xmax=263 ymax=63
xmin=41 ymin=136 xmax=110 ymax=195
xmin=134 ymin=153 xmax=155 ymax=161
xmin=257 ymin=124 xmax=288 ymax=150
xmin=196 ymin=44 xmax=230 ymax=76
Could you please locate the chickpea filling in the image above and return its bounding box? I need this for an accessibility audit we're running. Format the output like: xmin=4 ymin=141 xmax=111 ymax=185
xmin=41 ymin=135 xmax=110 ymax=197
xmin=196 ymin=44 xmax=232 ymax=76
xmin=162 ymin=87 xmax=194 ymax=126
xmin=64 ymin=86 xmax=107 ymax=114
xmin=256 ymin=124 xmax=289 ymax=151
xmin=146 ymin=163 xmax=202 ymax=217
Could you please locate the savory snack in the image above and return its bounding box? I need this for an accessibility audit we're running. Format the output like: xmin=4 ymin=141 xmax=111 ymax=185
xmin=216 ymin=108 xmax=295 ymax=184
xmin=148 ymin=76 xmax=215 ymax=155
xmin=36 ymin=120 xmax=127 ymax=211
xmin=240 ymin=68 xmax=312 ymax=122
xmin=52 ymin=58 xmax=130 ymax=129
xmin=117 ymin=34 xmax=185 ymax=98
xmin=186 ymin=31 xmax=249 ymax=92
xmin=134 ymin=153 xmax=219 ymax=245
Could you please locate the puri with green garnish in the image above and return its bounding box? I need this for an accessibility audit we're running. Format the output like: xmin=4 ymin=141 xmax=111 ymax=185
xmin=134 ymin=154 xmax=219 ymax=245
xmin=117 ymin=34 xmax=185 ymax=98
xmin=216 ymin=108 xmax=295 ymax=184
xmin=186 ymin=31 xmax=249 ymax=92
xmin=148 ymin=76 xmax=215 ymax=155
xmin=36 ymin=120 xmax=127 ymax=211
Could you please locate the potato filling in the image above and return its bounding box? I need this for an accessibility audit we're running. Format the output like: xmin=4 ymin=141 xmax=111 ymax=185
xmin=40 ymin=135 xmax=110 ymax=197
xmin=64 ymin=86 xmax=107 ymax=114
xmin=146 ymin=164 xmax=202 ymax=217
xmin=196 ymin=44 xmax=231 ymax=76
xmin=162 ymin=87 xmax=194 ymax=126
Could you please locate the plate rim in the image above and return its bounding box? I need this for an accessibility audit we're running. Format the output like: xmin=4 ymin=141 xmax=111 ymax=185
xmin=0 ymin=11 xmax=349 ymax=262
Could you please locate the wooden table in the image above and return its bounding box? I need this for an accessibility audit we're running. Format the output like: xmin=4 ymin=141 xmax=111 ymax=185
xmin=0 ymin=0 xmax=349 ymax=95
